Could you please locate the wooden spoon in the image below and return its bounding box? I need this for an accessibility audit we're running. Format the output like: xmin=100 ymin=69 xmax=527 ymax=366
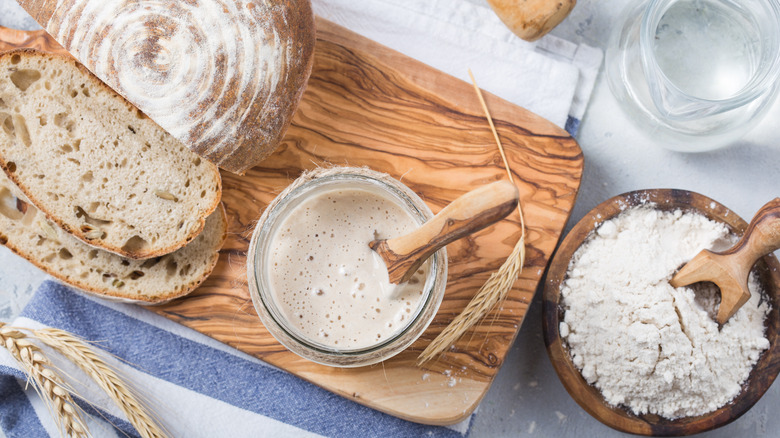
xmin=369 ymin=181 xmax=519 ymax=284
xmin=671 ymin=198 xmax=780 ymax=324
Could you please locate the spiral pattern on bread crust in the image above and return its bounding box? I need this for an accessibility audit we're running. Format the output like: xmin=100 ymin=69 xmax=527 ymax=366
xmin=18 ymin=0 xmax=315 ymax=174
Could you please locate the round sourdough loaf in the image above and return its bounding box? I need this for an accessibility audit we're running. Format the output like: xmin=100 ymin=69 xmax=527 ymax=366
xmin=0 ymin=49 xmax=222 ymax=259
xmin=16 ymin=0 xmax=316 ymax=174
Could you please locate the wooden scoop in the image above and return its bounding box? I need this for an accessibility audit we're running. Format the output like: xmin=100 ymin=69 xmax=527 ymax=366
xmin=671 ymin=198 xmax=780 ymax=324
xmin=369 ymin=181 xmax=519 ymax=284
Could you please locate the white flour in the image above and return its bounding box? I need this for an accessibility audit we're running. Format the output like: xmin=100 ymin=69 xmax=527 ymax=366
xmin=560 ymin=206 xmax=771 ymax=419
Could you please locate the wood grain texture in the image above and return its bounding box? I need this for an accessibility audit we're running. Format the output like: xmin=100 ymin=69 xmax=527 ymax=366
xmin=671 ymin=198 xmax=780 ymax=324
xmin=1 ymin=18 xmax=583 ymax=425
xmin=372 ymin=181 xmax=519 ymax=284
xmin=543 ymin=189 xmax=780 ymax=436
xmin=730 ymin=198 xmax=780 ymax=257
xmin=0 ymin=26 xmax=68 ymax=55
xmin=15 ymin=0 xmax=315 ymax=174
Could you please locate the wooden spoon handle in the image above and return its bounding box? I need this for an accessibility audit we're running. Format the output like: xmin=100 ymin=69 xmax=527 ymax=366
xmin=370 ymin=181 xmax=519 ymax=284
xmin=723 ymin=198 xmax=780 ymax=271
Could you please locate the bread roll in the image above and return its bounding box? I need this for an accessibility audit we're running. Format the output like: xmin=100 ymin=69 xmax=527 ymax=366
xmin=487 ymin=0 xmax=576 ymax=42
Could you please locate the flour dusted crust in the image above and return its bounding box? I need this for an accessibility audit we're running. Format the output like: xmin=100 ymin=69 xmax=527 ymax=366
xmin=0 ymin=49 xmax=222 ymax=259
xmin=0 ymin=172 xmax=227 ymax=304
xmin=17 ymin=0 xmax=316 ymax=174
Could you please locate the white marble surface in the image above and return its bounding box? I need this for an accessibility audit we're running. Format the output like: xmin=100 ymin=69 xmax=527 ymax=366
xmin=1 ymin=1 xmax=778 ymax=437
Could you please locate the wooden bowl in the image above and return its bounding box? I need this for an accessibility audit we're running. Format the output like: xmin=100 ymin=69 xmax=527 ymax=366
xmin=543 ymin=189 xmax=780 ymax=436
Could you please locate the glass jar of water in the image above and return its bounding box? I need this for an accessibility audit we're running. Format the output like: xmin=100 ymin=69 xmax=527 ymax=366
xmin=606 ymin=0 xmax=780 ymax=152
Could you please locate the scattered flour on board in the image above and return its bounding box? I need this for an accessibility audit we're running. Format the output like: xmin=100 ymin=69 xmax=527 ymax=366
xmin=560 ymin=206 xmax=770 ymax=419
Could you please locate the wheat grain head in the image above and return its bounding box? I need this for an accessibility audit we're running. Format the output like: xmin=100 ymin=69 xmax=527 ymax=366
xmin=0 ymin=323 xmax=89 ymax=437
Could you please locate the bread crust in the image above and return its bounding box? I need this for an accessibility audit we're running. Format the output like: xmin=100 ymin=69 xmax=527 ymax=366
xmin=16 ymin=0 xmax=317 ymax=174
xmin=193 ymin=0 xmax=317 ymax=174
xmin=0 ymin=49 xmax=222 ymax=259
xmin=0 ymin=202 xmax=227 ymax=305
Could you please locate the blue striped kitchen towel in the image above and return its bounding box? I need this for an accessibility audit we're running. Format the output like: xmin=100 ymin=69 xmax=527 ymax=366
xmin=0 ymin=281 xmax=472 ymax=438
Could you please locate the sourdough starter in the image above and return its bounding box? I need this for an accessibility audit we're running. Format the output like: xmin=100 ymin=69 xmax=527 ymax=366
xmin=266 ymin=186 xmax=429 ymax=350
xmin=560 ymin=207 xmax=770 ymax=419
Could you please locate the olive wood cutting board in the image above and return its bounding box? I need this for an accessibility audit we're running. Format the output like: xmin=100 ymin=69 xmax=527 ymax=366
xmin=0 ymin=18 xmax=583 ymax=425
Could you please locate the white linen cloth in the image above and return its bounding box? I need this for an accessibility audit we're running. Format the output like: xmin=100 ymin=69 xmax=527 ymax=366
xmin=313 ymin=0 xmax=602 ymax=134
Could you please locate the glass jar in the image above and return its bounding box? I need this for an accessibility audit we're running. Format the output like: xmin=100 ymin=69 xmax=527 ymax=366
xmin=247 ymin=167 xmax=448 ymax=367
xmin=605 ymin=0 xmax=780 ymax=152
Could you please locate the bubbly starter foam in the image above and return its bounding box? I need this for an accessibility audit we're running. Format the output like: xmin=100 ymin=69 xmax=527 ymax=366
xmin=266 ymin=185 xmax=429 ymax=350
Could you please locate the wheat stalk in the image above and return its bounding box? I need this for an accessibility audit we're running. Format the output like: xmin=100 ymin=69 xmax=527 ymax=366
xmin=417 ymin=70 xmax=526 ymax=365
xmin=33 ymin=328 xmax=169 ymax=438
xmin=0 ymin=323 xmax=89 ymax=437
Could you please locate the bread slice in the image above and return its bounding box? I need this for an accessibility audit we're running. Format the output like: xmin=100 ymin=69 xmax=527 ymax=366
xmin=0 ymin=49 xmax=222 ymax=259
xmin=0 ymin=171 xmax=226 ymax=304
